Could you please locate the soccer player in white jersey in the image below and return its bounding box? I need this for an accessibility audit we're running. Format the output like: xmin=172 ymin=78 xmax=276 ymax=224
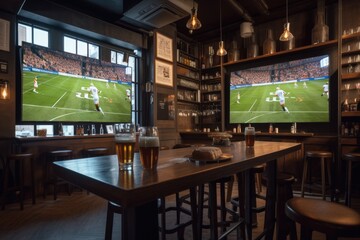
xmin=33 ymin=76 xmax=38 ymax=93
xmin=88 ymin=83 xmax=104 ymax=115
xmin=321 ymin=82 xmax=329 ymax=99
xmin=126 ymin=88 xmax=131 ymax=101
xmin=236 ymin=91 xmax=240 ymax=104
xmin=275 ymin=87 xmax=289 ymax=113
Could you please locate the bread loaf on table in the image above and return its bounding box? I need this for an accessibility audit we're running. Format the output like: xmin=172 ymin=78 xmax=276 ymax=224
xmin=192 ymin=146 xmax=222 ymax=161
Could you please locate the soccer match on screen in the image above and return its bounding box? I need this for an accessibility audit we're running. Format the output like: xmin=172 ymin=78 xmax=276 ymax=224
xmin=21 ymin=42 xmax=132 ymax=123
xmin=229 ymin=55 xmax=330 ymax=124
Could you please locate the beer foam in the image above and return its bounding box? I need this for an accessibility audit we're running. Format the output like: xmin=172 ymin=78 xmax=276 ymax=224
xmin=115 ymin=135 xmax=135 ymax=143
xmin=139 ymin=136 xmax=159 ymax=147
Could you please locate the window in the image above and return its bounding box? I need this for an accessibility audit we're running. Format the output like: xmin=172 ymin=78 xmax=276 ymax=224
xmin=111 ymin=50 xmax=129 ymax=66
xmin=89 ymin=44 xmax=99 ymax=59
xmin=64 ymin=36 xmax=99 ymax=59
xmin=18 ymin=23 xmax=48 ymax=47
xmin=64 ymin=36 xmax=76 ymax=54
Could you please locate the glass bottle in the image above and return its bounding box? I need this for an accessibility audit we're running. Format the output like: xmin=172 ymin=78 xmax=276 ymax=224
xmin=247 ymin=34 xmax=259 ymax=58
xmin=263 ymin=29 xmax=276 ymax=55
xmin=91 ymin=124 xmax=96 ymax=135
xmin=58 ymin=123 xmax=63 ymax=136
xmin=311 ymin=0 xmax=329 ymax=44
xmin=100 ymin=124 xmax=104 ymax=135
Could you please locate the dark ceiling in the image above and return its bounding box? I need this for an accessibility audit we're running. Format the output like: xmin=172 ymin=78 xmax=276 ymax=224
xmin=2 ymin=0 xmax=336 ymax=41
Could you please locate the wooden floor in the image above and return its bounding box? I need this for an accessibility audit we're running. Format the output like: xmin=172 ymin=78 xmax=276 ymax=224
xmin=0 ymin=186 xmax=359 ymax=240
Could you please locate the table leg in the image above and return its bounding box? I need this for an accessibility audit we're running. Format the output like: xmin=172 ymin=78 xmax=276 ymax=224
xmin=244 ymin=169 xmax=254 ymax=240
xmin=122 ymin=200 xmax=159 ymax=240
xmin=208 ymin=181 xmax=218 ymax=240
xmin=264 ymin=159 xmax=277 ymax=240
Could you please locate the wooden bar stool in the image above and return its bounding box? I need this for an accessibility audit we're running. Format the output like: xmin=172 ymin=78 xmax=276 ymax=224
xmin=231 ymin=165 xmax=266 ymax=228
xmin=43 ymin=149 xmax=73 ymax=200
xmin=285 ymin=197 xmax=360 ymax=240
xmin=198 ymin=176 xmax=242 ymax=240
xmin=1 ymin=153 xmax=36 ymax=210
xmin=275 ymin=172 xmax=297 ymax=240
xmin=105 ymin=201 xmax=123 ymax=240
xmin=301 ymin=151 xmax=333 ymax=200
xmin=84 ymin=147 xmax=109 ymax=157
xmin=343 ymin=152 xmax=360 ymax=207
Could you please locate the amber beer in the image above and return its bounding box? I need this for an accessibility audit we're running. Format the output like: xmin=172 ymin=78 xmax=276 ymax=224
xmin=245 ymin=126 xmax=255 ymax=147
xmin=139 ymin=136 xmax=159 ymax=170
xmin=115 ymin=135 xmax=135 ymax=170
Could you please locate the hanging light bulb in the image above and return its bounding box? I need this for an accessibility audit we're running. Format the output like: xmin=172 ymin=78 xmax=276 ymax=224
xmin=217 ymin=41 xmax=227 ymax=56
xmin=279 ymin=0 xmax=294 ymax=41
xmin=280 ymin=23 xmax=294 ymax=41
xmin=216 ymin=0 xmax=227 ymax=56
xmin=186 ymin=1 xmax=202 ymax=30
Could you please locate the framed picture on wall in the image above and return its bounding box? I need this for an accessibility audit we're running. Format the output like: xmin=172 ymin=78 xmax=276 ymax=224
xmin=155 ymin=60 xmax=173 ymax=87
xmin=156 ymin=32 xmax=173 ymax=62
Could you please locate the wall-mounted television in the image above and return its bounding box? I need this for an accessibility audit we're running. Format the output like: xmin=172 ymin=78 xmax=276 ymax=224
xmin=20 ymin=42 xmax=132 ymax=123
xmin=229 ymin=54 xmax=330 ymax=124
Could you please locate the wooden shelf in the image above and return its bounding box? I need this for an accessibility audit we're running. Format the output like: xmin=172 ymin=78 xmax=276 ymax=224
xmin=223 ymin=40 xmax=338 ymax=67
xmin=342 ymin=32 xmax=360 ymax=40
xmin=342 ymin=49 xmax=360 ymax=56
xmin=341 ymin=111 xmax=360 ymax=117
xmin=201 ymin=90 xmax=221 ymax=94
xmin=177 ymin=74 xmax=199 ymax=82
xmin=202 ymin=77 xmax=221 ymax=82
xmin=342 ymin=73 xmax=360 ymax=80
xmin=177 ymin=99 xmax=201 ymax=105
xmin=177 ymin=62 xmax=199 ymax=72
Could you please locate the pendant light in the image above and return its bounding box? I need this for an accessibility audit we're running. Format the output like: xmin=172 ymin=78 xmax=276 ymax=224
xmin=279 ymin=0 xmax=294 ymax=41
xmin=216 ymin=0 xmax=227 ymax=56
xmin=186 ymin=1 xmax=202 ymax=31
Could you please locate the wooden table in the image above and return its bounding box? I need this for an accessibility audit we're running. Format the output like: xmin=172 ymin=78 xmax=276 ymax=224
xmin=53 ymin=141 xmax=301 ymax=240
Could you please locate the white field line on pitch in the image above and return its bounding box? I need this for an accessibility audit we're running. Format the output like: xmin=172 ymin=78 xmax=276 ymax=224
xmin=248 ymin=99 xmax=257 ymax=112
xmin=231 ymin=110 xmax=328 ymax=113
xmin=23 ymin=103 xmax=130 ymax=115
xmin=52 ymin=92 xmax=67 ymax=108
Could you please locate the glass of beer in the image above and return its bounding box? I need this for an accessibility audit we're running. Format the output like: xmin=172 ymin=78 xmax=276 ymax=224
xmin=114 ymin=123 xmax=135 ymax=170
xmin=244 ymin=126 xmax=255 ymax=147
xmin=139 ymin=126 xmax=160 ymax=170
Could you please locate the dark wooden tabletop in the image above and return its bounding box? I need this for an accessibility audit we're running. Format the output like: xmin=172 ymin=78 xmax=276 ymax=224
xmin=53 ymin=141 xmax=301 ymax=208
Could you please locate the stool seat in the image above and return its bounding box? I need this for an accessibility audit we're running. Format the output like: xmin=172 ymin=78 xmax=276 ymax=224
xmin=285 ymin=198 xmax=360 ymax=239
xmin=343 ymin=152 xmax=360 ymax=161
xmin=306 ymin=151 xmax=333 ymax=158
xmin=85 ymin=147 xmax=109 ymax=157
xmin=343 ymin=152 xmax=360 ymax=207
xmin=1 ymin=153 xmax=36 ymax=210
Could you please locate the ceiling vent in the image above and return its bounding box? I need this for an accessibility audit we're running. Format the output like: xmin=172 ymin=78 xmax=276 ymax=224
xmin=123 ymin=0 xmax=192 ymax=28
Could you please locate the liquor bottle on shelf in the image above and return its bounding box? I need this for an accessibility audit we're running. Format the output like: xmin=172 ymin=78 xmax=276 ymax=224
xmin=58 ymin=123 xmax=63 ymax=136
xmin=100 ymin=124 xmax=104 ymax=135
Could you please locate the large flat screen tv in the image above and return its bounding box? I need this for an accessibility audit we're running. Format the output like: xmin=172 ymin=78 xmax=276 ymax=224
xmin=229 ymin=54 xmax=330 ymax=124
xmin=20 ymin=42 xmax=132 ymax=123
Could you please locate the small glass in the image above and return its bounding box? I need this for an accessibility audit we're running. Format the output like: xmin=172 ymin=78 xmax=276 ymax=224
xmin=139 ymin=127 xmax=160 ymax=170
xmin=244 ymin=126 xmax=255 ymax=147
xmin=114 ymin=124 xmax=135 ymax=170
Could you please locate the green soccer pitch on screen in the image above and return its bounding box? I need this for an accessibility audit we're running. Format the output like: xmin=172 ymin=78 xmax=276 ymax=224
xmin=229 ymin=54 xmax=330 ymax=124
xmin=20 ymin=42 xmax=132 ymax=123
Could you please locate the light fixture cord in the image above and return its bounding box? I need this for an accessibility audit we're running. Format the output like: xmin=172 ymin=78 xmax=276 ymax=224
xmin=286 ymin=0 xmax=289 ymax=23
xmin=220 ymin=0 xmax=222 ymax=41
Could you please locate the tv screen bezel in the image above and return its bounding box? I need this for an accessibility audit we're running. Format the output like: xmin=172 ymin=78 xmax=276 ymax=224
xmin=16 ymin=43 xmax=133 ymax=125
xmin=225 ymin=48 xmax=336 ymax=128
